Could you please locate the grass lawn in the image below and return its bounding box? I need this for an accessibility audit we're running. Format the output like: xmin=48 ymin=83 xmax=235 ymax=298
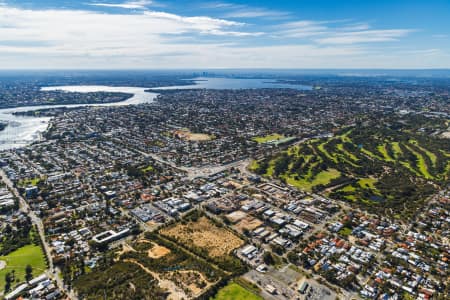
xmin=212 ymin=282 xmax=262 ymax=300
xmin=265 ymin=160 xmax=275 ymax=177
xmin=0 ymin=245 xmax=47 ymax=292
xmin=252 ymin=134 xmax=285 ymax=144
xmin=338 ymin=227 xmax=352 ymax=237
xmin=141 ymin=165 xmax=154 ymax=173
xmin=17 ymin=178 xmax=41 ymax=187
xmin=249 ymin=160 xmax=259 ymax=171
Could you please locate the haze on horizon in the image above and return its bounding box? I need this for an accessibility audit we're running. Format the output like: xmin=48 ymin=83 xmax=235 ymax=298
xmin=0 ymin=0 xmax=449 ymax=69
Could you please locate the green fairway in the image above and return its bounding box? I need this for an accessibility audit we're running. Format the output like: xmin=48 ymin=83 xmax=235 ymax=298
xmin=284 ymin=168 xmax=341 ymax=192
xmin=212 ymin=282 xmax=262 ymax=300
xmin=391 ymin=142 xmax=402 ymax=158
xmin=317 ymin=141 xmax=337 ymax=163
xmin=250 ymin=120 xmax=449 ymax=217
xmin=252 ymin=133 xmax=285 ymax=144
xmin=337 ymin=143 xmax=358 ymax=161
xmin=358 ymin=178 xmax=378 ymax=190
xmin=341 ymin=185 xmax=356 ymax=192
xmin=377 ymin=144 xmax=394 ymax=162
xmin=410 ymin=139 xmax=437 ymax=166
xmin=360 ymin=147 xmax=382 ymax=160
xmin=404 ymin=145 xmax=433 ymax=179
xmin=0 ymin=245 xmax=47 ymax=292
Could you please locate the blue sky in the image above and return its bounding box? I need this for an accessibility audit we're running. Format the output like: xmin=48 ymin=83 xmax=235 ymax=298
xmin=0 ymin=0 xmax=449 ymax=69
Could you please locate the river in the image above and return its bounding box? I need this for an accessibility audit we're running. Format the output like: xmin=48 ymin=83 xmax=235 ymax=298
xmin=0 ymin=77 xmax=311 ymax=150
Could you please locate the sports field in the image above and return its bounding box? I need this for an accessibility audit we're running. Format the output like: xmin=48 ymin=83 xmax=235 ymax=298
xmin=0 ymin=244 xmax=46 ymax=292
xmin=212 ymin=282 xmax=262 ymax=300
xmin=252 ymin=133 xmax=285 ymax=143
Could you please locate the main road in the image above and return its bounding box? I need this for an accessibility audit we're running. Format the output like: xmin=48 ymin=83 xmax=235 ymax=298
xmin=0 ymin=169 xmax=77 ymax=300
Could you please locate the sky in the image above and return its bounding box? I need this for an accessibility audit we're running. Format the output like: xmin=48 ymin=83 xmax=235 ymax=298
xmin=0 ymin=0 xmax=449 ymax=69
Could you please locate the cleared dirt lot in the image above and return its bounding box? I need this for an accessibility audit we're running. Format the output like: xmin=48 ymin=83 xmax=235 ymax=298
xmin=174 ymin=129 xmax=213 ymax=141
xmin=160 ymin=216 xmax=244 ymax=258
xmin=234 ymin=216 xmax=264 ymax=233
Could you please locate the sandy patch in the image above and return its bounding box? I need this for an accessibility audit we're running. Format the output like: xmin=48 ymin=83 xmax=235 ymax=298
xmin=441 ymin=131 xmax=450 ymax=139
xmin=124 ymin=259 xmax=187 ymax=300
xmin=148 ymin=244 xmax=171 ymax=259
xmin=174 ymin=130 xmax=213 ymax=141
xmin=164 ymin=270 xmax=212 ymax=297
xmin=161 ymin=216 xmax=244 ymax=258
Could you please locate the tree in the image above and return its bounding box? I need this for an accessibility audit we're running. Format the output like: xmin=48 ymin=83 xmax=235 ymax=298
xmin=25 ymin=264 xmax=33 ymax=282
xmin=4 ymin=272 xmax=12 ymax=292
xmin=263 ymin=252 xmax=275 ymax=265
xmin=271 ymin=244 xmax=284 ymax=256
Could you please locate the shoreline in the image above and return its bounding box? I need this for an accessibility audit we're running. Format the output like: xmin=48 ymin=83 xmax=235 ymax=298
xmin=0 ymin=93 xmax=134 ymax=111
xmin=0 ymin=77 xmax=313 ymax=150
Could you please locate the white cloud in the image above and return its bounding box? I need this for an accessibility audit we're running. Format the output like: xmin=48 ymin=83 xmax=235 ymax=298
xmin=89 ymin=0 xmax=153 ymax=10
xmin=276 ymin=20 xmax=413 ymax=44
xmin=0 ymin=3 xmax=444 ymax=69
xmin=201 ymin=2 xmax=242 ymax=9
xmin=276 ymin=20 xmax=328 ymax=38
xmin=202 ymin=1 xmax=289 ymax=19
xmin=338 ymin=23 xmax=371 ymax=31
xmin=316 ymin=29 xmax=414 ymax=44
xmin=0 ymin=5 xmax=254 ymax=45
xmin=224 ymin=8 xmax=289 ymax=19
xmin=432 ymin=34 xmax=448 ymax=39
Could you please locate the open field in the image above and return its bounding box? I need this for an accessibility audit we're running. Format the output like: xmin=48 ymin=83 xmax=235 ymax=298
xmin=252 ymin=133 xmax=285 ymax=144
xmin=160 ymin=216 xmax=244 ymax=258
xmin=174 ymin=129 xmax=214 ymax=141
xmin=0 ymin=245 xmax=47 ymax=292
xmin=212 ymin=282 xmax=262 ymax=300
xmin=250 ymin=120 xmax=450 ymax=216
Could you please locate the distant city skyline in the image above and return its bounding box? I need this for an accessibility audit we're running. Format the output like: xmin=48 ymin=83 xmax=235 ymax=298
xmin=0 ymin=0 xmax=449 ymax=69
